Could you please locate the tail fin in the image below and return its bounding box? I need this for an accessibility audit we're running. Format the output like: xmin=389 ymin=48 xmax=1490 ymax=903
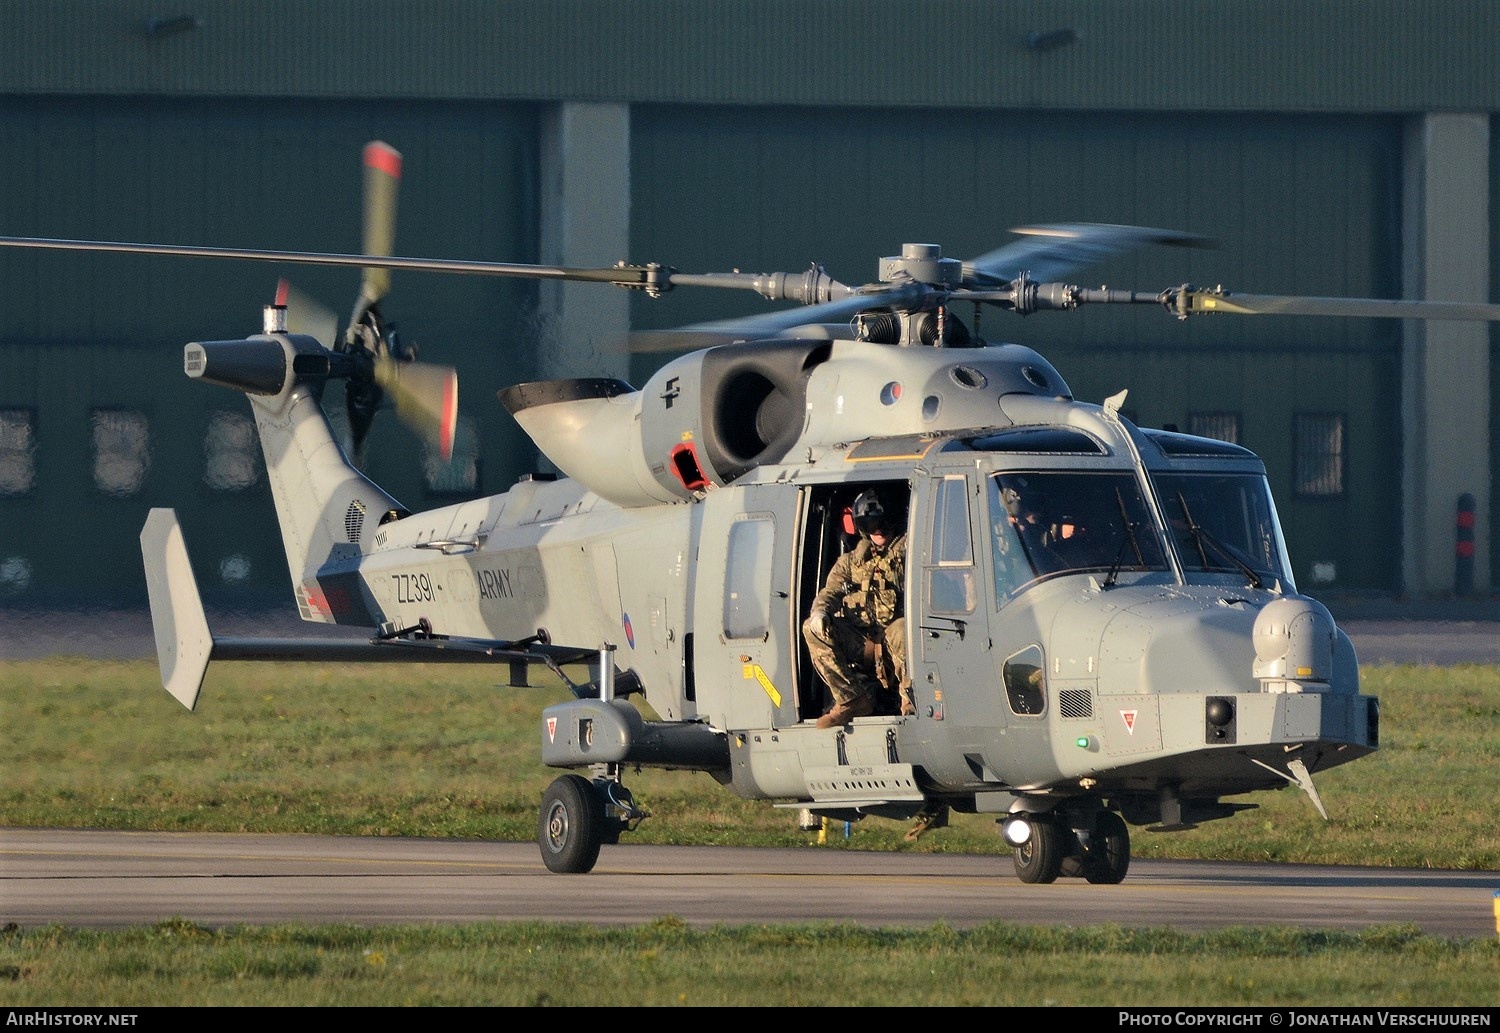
xmin=140 ymin=508 xmax=214 ymax=710
xmin=186 ymin=326 xmax=406 ymax=622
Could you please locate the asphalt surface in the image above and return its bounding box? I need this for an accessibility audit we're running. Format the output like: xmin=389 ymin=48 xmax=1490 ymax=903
xmin=4 ymin=829 xmax=1497 ymax=936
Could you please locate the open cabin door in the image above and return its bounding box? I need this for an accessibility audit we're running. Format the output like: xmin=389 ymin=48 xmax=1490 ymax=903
xmin=691 ymin=483 xmax=803 ymax=730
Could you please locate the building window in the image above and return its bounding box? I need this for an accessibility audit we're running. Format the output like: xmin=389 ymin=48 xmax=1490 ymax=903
xmin=1189 ymin=411 xmax=1241 ymax=444
xmin=0 ymin=408 xmax=37 ymax=496
xmin=92 ymin=408 xmax=151 ymax=496
xmin=424 ymin=414 xmax=480 ymax=496
xmin=1293 ymin=413 xmax=1345 ymax=497
xmin=203 ymin=411 xmax=261 ymax=491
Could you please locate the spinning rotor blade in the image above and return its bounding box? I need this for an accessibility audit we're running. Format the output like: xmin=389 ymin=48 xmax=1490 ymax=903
xmin=275 ymin=278 xmax=338 ymax=349
xmin=697 ymin=282 xmax=928 ymax=331
xmin=0 ymin=234 xmax=673 ymax=288
xmin=1161 ymin=286 xmax=1500 ymax=322
xmin=965 ymin=223 xmax=1213 ymax=286
xmin=355 ymin=141 xmax=402 ymax=323
xmin=373 ymin=352 xmax=459 ymax=461
xmin=1018 ymin=281 xmax=1500 ymax=323
xmin=626 ymin=224 xmax=1216 ymax=350
xmin=626 ymin=281 xmax=930 ymax=352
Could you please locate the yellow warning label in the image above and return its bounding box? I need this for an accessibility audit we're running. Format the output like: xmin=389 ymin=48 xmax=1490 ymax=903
xmin=743 ymin=662 xmax=782 ymax=708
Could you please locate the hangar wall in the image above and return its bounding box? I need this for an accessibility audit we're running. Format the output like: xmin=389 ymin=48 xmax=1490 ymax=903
xmin=0 ymin=1 xmax=1494 ymax=605
xmin=0 ymin=98 xmax=543 ymax=604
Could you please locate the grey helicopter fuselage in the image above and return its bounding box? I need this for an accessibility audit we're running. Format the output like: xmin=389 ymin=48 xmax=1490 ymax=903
xmin=162 ymin=311 xmax=1376 ymax=882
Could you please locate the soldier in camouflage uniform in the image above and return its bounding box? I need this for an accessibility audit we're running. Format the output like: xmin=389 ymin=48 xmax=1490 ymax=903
xmin=802 ymin=490 xmax=915 ymax=728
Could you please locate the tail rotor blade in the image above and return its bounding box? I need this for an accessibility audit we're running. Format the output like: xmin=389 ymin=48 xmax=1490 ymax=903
xmin=373 ymin=353 xmax=458 ymax=462
xmin=357 ymin=141 xmax=402 ymax=318
xmin=275 ymin=278 xmax=339 ymax=349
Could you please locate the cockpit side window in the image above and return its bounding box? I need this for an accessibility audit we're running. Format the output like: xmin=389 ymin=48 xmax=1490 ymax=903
xmin=1002 ymin=643 xmax=1046 ymax=716
xmin=926 ymin=475 xmax=976 ymax=615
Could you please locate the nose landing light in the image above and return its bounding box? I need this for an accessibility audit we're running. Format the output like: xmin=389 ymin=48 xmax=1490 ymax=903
xmin=1002 ymin=816 xmax=1033 ymax=846
xmin=1205 ymin=695 xmax=1237 ymax=744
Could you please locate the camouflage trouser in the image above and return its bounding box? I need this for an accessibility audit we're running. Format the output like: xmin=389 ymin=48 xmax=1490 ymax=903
xmin=802 ymin=613 xmax=909 ymax=709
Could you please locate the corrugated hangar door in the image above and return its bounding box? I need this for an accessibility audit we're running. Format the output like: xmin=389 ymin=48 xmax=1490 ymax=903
xmin=628 ymin=107 xmax=1402 ymax=591
xmin=0 ymin=98 xmax=540 ymax=606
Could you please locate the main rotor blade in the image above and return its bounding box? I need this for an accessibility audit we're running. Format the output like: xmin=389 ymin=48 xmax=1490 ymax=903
xmin=0 ymin=235 xmax=669 ymax=289
xmin=1167 ymin=287 xmax=1500 ymax=322
xmin=627 ymin=281 xmax=930 ymax=351
xmin=966 ymin=223 xmax=1213 ymax=286
xmin=372 ymin=354 xmax=459 ymax=461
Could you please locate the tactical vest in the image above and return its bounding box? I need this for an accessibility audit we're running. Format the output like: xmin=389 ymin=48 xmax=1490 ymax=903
xmin=841 ymin=537 xmax=905 ymax=629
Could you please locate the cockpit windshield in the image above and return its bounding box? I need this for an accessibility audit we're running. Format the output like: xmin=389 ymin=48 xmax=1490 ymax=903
xmin=988 ymin=471 xmax=1168 ymax=599
xmin=1152 ymin=471 xmax=1292 ymax=587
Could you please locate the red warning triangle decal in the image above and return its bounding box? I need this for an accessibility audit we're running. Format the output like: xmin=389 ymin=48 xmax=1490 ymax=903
xmin=546 ymin=716 xmax=557 ymax=743
xmin=1120 ymin=710 xmax=1137 ymax=734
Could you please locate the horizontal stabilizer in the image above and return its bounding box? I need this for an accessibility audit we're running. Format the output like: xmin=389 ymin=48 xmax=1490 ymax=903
xmin=140 ymin=508 xmax=214 ymax=711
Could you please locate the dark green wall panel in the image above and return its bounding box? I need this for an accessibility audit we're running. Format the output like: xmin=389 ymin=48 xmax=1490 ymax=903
xmin=630 ymin=105 xmax=1403 ymax=589
xmin=0 ymin=97 xmax=540 ymax=604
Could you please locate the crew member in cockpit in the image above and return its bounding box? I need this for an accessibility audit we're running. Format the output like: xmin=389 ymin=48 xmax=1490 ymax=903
xmin=803 ymin=490 xmax=915 ymax=727
xmin=1002 ymin=481 xmax=1086 ymax=575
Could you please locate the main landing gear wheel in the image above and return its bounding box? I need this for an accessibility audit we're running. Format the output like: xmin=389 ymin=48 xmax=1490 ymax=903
xmin=538 ymin=773 xmax=605 ymax=874
xmin=1082 ymin=809 xmax=1131 ymax=885
xmin=1012 ymin=817 xmax=1062 ymax=884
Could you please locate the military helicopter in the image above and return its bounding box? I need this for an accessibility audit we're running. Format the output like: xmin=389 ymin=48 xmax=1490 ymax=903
xmin=9 ymin=141 xmax=1500 ymax=884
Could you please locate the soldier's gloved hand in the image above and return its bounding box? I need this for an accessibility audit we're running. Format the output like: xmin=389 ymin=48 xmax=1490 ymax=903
xmin=808 ymin=608 xmax=832 ymax=640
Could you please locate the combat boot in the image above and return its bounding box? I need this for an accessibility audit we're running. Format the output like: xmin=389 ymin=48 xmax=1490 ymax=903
xmin=815 ymin=691 xmax=874 ymax=728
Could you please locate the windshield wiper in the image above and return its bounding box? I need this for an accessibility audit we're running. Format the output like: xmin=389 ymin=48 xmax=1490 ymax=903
xmin=1103 ymin=487 xmax=1145 ymax=588
xmin=1174 ymin=491 xmax=1263 ymax=589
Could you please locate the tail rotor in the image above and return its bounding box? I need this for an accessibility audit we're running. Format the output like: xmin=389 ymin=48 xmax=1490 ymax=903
xmin=281 ymin=141 xmax=458 ymax=467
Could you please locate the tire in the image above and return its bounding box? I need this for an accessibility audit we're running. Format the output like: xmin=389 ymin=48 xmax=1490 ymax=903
xmin=1012 ymin=817 xmax=1062 ymax=884
xmin=1082 ymin=810 xmax=1131 ymax=885
xmin=538 ymin=774 xmax=605 ymax=874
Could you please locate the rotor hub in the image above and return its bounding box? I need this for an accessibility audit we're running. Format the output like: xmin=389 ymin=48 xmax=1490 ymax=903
xmin=879 ymin=243 xmax=962 ymax=288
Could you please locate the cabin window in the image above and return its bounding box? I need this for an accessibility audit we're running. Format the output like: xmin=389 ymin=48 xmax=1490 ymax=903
xmin=1293 ymin=412 xmax=1345 ymax=497
xmin=723 ymin=514 xmax=774 ymax=639
xmin=0 ymin=408 xmax=37 ymax=496
xmin=202 ymin=411 xmax=260 ymax=491
xmin=91 ymin=408 xmax=151 ymax=496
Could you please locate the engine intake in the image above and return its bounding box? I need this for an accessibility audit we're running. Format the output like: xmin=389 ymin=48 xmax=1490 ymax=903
xmin=501 ymin=340 xmax=827 ymax=507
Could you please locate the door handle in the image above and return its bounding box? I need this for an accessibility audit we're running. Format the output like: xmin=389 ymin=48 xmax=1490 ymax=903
xmin=920 ymin=617 xmax=966 ymax=640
